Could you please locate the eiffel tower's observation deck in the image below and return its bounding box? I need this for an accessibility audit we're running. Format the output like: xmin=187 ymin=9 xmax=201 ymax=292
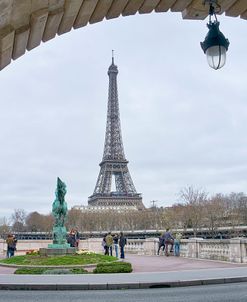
xmin=88 ymin=56 xmax=145 ymax=210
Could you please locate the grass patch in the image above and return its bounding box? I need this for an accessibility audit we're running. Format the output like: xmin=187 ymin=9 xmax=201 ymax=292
xmin=14 ymin=267 xmax=88 ymax=275
xmin=93 ymin=261 xmax=132 ymax=274
xmin=0 ymin=253 xmax=116 ymax=266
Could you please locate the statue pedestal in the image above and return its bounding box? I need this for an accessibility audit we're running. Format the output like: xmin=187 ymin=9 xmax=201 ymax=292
xmin=39 ymin=225 xmax=76 ymax=256
xmin=39 ymin=246 xmax=76 ymax=256
xmin=48 ymin=243 xmax=71 ymax=249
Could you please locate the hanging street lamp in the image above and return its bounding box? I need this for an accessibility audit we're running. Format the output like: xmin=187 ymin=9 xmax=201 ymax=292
xmin=200 ymin=0 xmax=230 ymax=70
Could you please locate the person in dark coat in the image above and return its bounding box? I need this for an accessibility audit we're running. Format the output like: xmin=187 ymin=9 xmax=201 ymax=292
xmin=113 ymin=234 xmax=119 ymax=258
xmin=102 ymin=234 xmax=108 ymax=255
xmin=163 ymin=228 xmax=174 ymax=256
xmin=119 ymin=232 xmax=127 ymax=259
xmin=67 ymin=230 xmax=76 ymax=247
xmin=157 ymin=234 xmax=165 ymax=255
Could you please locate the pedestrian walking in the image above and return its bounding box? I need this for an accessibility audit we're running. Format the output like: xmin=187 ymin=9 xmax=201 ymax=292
xmin=119 ymin=232 xmax=127 ymax=259
xmin=113 ymin=234 xmax=119 ymax=258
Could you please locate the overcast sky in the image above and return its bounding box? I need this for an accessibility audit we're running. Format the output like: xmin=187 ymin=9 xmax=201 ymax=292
xmin=0 ymin=11 xmax=247 ymax=218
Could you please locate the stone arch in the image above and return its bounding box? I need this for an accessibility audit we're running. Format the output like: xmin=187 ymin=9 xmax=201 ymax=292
xmin=0 ymin=0 xmax=246 ymax=70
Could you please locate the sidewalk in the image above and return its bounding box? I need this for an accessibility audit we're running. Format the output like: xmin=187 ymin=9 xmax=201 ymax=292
xmin=1 ymin=254 xmax=247 ymax=290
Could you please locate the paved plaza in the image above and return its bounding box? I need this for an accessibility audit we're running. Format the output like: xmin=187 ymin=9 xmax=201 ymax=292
xmin=1 ymin=254 xmax=247 ymax=290
xmin=126 ymin=254 xmax=246 ymax=273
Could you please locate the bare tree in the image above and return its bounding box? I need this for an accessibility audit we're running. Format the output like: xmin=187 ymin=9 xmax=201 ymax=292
xmin=179 ymin=186 xmax=208 ymax=237
xmin=0 ymin=217 xmax=11 ymax=238
xmin=11 ymin=208 xmax=27 ymax=232
xmin=203 ymin=195 xmax=227 ymax=238
xmin=25 ymin=212 xmax=53 ymax=232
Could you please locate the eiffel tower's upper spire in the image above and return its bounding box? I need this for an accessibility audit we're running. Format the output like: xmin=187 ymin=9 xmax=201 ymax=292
xmin=112 ymin=49 xmax=114 ymax=64
xmin=108 ymin=49 xmax=118 ymax=75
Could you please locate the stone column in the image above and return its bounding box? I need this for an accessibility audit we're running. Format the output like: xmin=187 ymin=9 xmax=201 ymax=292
xmin=79 ymin=238 xmax=102 ymax=254
xmin=0 ymin=239 xmax=5 ymax=256
xmin=240 ymin=238 xmax=247 ymax=263
xmin=187 ymin=238 xmax=199 ymax=258
xmin=229 ymin=238 xmax=241 ymax=263
xmin=143 ymin=238 xmax=157 ymax=255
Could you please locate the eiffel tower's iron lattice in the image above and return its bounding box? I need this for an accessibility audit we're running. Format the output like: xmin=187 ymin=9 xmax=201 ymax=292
xmin=88 ymin=57 xmax=144 ymax=210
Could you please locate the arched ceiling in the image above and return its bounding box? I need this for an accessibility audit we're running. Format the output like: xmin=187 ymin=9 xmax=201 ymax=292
xmin=0 ymin=0 xmax=246 ymax=71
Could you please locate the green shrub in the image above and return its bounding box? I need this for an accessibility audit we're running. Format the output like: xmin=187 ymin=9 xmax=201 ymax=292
xmin=70 ymin=268 xmax=88 ymax=274
xmin=93 ymin=261 xmax=132 ymax=274
xmin=43 ymin=268 xmax=88 ymax=275
xmin=14 ymin=267 xmax=47 ymax=274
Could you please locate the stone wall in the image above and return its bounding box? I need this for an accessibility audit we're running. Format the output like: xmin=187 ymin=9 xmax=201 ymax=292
xmin=0 ymin=239 xmax=52 ymax=256
xmin=178 ymin=238 xmax=247 ymax=263
xmin=1 ymin=238 xmax=247 ymax=263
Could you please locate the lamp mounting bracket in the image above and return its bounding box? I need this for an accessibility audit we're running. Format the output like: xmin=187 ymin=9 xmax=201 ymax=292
xmin=203 ymin=0 xmax=221 ymax=14
xmin=203 ymin=0 xmax=221 ymax=23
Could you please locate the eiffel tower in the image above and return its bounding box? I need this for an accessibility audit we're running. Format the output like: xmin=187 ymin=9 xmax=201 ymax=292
xmin=88 ymin=55 xmax=145 ymax=210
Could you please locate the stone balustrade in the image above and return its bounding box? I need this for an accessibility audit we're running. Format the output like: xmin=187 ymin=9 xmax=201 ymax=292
xmin=179 ymin=238 xmax=247 ymax=263
xmin=1 ymin=238 xmax=247 ymax=263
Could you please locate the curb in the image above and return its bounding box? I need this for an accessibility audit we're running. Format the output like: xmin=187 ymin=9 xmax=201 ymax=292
xmin=1 ymin=276 xmax=247 ymax=290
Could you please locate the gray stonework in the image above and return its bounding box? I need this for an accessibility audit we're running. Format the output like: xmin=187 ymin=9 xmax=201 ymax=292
xmin=39 ymin=247 xmax=76 ymax=256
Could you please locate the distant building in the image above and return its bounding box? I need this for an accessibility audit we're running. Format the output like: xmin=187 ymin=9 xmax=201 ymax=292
xmin=73 ymin=205 xmax=138 ymax=213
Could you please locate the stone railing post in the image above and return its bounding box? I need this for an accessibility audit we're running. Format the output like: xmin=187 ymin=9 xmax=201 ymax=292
xmin=79 ymin=238 xmax=102 ymax=254
xmin=143 ymin=238 xmax=157 ymax=255
xmin=240 ymin=239 xmax=247 ymax=263
xmin=229 ymin=238 xmax=242 ymax=263
xmin=187 ymin=238 xmax=199 ymax=258
xmin=0 ymin=239 xmax=4 ymax=256
xmin=180 ymin=239 xmax=189 ymax=257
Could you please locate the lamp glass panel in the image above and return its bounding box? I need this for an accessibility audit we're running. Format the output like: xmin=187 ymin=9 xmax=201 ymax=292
xmin=206 ymin=45 xmax=226 ymax=70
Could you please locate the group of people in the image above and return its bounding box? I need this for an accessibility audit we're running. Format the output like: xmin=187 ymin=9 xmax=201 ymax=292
xmin=157 ymin=228 xmax=182 ymax=257
xmin=102 ymin=232 xmax=127 ymax=259
xmin=6 ymin=234 xmax=17 ymax=258
xmin=67 ymin=229 xmax=80 ymax=248
xmin=5 ymin=229 xmax=180 ymax=259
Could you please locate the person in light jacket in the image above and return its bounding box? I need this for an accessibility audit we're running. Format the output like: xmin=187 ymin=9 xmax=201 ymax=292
xmin=6 ymin=234 xmax=17 ymax=258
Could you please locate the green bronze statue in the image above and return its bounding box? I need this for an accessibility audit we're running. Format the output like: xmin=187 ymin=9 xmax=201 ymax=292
xmin=49 ymin=177 xmax=69 ymax=247
xmin=52 ymin=177 xmax=68 ymax=227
